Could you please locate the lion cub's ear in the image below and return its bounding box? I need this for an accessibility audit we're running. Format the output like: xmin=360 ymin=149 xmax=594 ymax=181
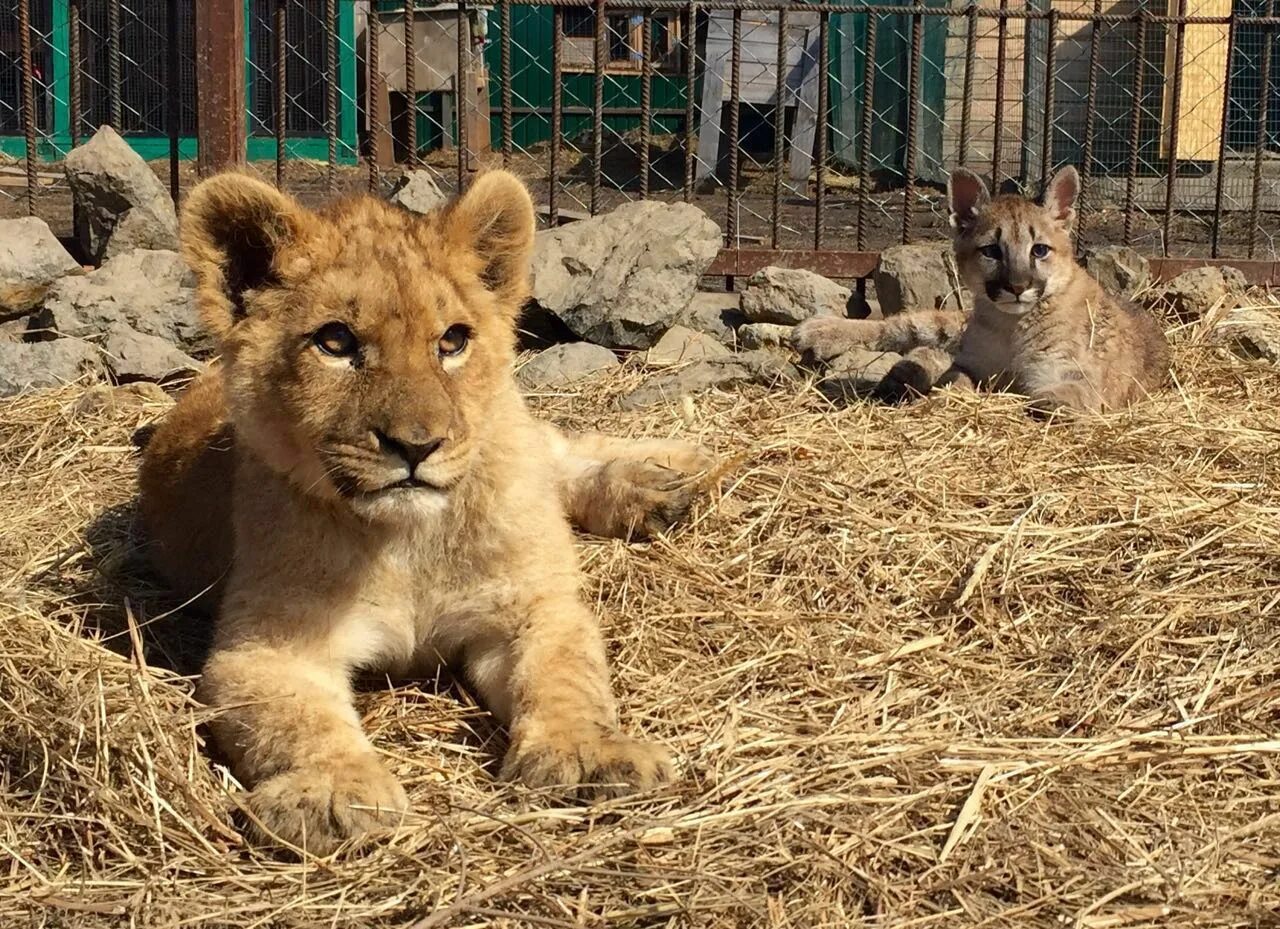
xmin=442 ymin=170 xmax=536 ymax=312
xmin=181 ymin=172 xmax=313 ymax=339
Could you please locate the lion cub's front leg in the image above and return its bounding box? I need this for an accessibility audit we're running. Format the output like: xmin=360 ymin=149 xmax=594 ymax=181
xmin=462 ymin=593 xmax=673 ymax=798
xmin=200 ymin=643 xmax=409 ymax=854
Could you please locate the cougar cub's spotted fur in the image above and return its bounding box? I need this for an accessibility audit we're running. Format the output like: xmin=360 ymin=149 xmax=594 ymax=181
xmin=793 ymin=166 xmax=1170 ymax=413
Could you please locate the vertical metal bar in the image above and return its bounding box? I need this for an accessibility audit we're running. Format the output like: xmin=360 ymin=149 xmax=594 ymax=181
xmin=640 ymin=10 xmax=652 ymax=199
xmin=1211 ymin=9 xmax=1239 ymax=258
xmin=551 ymin=5 xmax=563 ymax=223
xmin=1161 ymin=0 xmax=1186 ymax=257
xmin=275 ymin=0 xmax=287 ymax=189
xmin=958 ymin=2 xmax=976 ymax=166
xmin=18 ymin=0 xmax=36 ymax=215
xmin=167 ymin=0 xmax=180 ymax=201
xmin=901 ymin=6 xmax=921 ymax=245
xmin=404 ymin=0 xmax=417 ymax=165
xmin=815 ymin=11 xmax=830 ymax=250
xmin=108 ymin=0 xmax=122 ymax=127
xmin=772 ymin=6 xmax=786 ymax=249
xmin=683 ymin=1 xmax=695 ymax=202
xmin=368 ymin=2 xmax=380 ymax=193
xmin=69 ymin=0 xmax=81 ymax=146
xmin=992 ymin=0 xmax=1008 ymax=189
xmin=1123 ymin=11 xmax=1148 ymax=247
xmin=726 ymin=7 xmax=742 ymax=251
xmin=195 ymin=0 xmax=247 ymax=176
xmin=856 ymin=10 xmax=877 ymax=251
xmin=1041 ymin=8 xmax=1056 ymax=191
xmin=326 ymin=0 xmax=338 ymax=192
xmin=1250 ymin=1 xmax=1274 ymax=259
xmin=501 ymin=0 xmax=512 ymax=167
xmin=1079 ymin=0 xmax=1102 ymax=242
xmin=457 ymin=1 xmax=470 ymax=189
xmin=592 ymin=0 xmax=605 ymax=214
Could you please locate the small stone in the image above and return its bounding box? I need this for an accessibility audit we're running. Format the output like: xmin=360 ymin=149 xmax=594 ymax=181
xmin=740 ymin=267 xmax=850 ymax=326
xmin=736 ymin=322 xmax=792 ymax=352
xmin=0 ymin=339 xmax=104 ymax=397
xmin=820 ymin=349 xmax=904 ymax=399
xmin=516 ymin=342 xmax=620 ymax=389
xmin=1159 ymin=266 xmax=1246 ymax=320
xmin=1084 ymin=245 xmax=1151 ymax=299
xmin=63 ymin=125 xmax=180 ymax=263
xmin=0 ymin=217 xmax=83 ymax=318
xmin=1208 ymin=305 xmax=1280 ymax=363
xmin=619 ymin=351 xmax=796 ymax=411
xmin=645 ymin=325 xmax=732 ymax=366
xmin=677 ymin=291 xmax=745 ymax=346
xmin=874 ymin=242 xmax=965 ymax=315
xmin=388 ymin=169 xmax=448 ymax=214
xmin=99 ymin=324 xmax=201 ymax=383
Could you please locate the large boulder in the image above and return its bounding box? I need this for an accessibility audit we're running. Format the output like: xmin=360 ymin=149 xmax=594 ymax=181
xmin=619 ymin=350 xmax=797 ymax=411
xmin=874 ymin=242 xmax=965 ymax=315
xmin=677 ymin=291 xmax=746 ymax=346
xmin=388 ymin=169 xmax=448 ymax=214
xmin=29 ymin=250 xmax=206 ymax=355
xmin=99 ymin=324 xmax=201 ymax=383
xmin=739 ymin=267 xmax=850 ymax=326
xmin=63 ymin=125 xmax=180 ymax=262
xmin=1084 ymin=245 xmax=1150 ymax=299
xmin=0 ymin=339 xmax=104 ymax=397
xmin=0 ymin=217 xmax=83 ymax=318
xmin=1159 ymin=266 xmax=1247 ymax=320
xmin=516 ymin=342 xmax=619 ymax=389
xmin=529 ymin=200 xmax=722 ymax=349
xmin=645 ymin=325 xmax=732 ymax=366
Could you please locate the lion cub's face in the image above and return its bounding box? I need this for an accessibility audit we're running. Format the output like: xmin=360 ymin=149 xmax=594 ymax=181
xmin=181 ymin=171 xmax=536 ymax=522
xmin=949 ymin=166 xmax=1080 ymax=314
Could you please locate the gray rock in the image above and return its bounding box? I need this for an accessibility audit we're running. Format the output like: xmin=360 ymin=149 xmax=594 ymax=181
xmin=821 ymin=349 xmax=904 ymax=400
xmin=29 ymin=249 xmax=206 ymax=354
xmin=516 ymin=342 xmax=619 ymax=389
xmin=1084 ymin=245 xmax=1151 ymax=299
xmin=619 ymin=350 xmax=797 ymax=411
xmin=1159 ymin=266 xmax=1246 ymax=320
xmin=677 ymin=291 xmax=745 ymax=346
xmin=0 ymin=217 xmax=83 ymax=318
xmin=874 ymin=242 xmax=965 ymax=315
xmin=736 ymin=322 xmax=792 ymax=352
xmin=739 ymin=267 xmax=850 ymax=326
xmin=63 ymin=125 xmax=180 ymax=263
xmin=99 ymin=324 xmax=201 ymax=383
xmin=0 ymin=319 xmax=28 ymax=343
xmin=529 ymin=200 xmax=722 ymax=349
xmin=1208 ymin=306 xmax=1280 ymax=363
xmin=0 ymin=339 xmax=104 ymax=397
xmin=389 ymin=169 xmax=448 ymax=214
xmin=645 ymin=325 xmax=732 ymax=366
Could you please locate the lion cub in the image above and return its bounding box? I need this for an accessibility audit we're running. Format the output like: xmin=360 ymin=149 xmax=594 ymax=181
xmin=138 ymin=170 xmax=715 ymax=853
xmin=793 ymin=166 xmax=1170 ymax=413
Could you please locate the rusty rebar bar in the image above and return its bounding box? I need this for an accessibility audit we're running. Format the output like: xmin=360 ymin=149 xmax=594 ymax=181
xmin=683 ymin=2 xmax=696 ymax=202
xmin=168 ymin=0 xmax=180 ymax=201
xmin=457 ymin=1 xmax=470 ymax=189
xmin=1211 ymin=8 xmax=1238 ymax=258
xmin=501 ymin=0 xmax=513 ymax=167
xmin=69 ymin=0 xmax=81 ymax=146
xmin=1079 ymin=0 xmax=1101 ymax=241
xmin=727 ymin=7 xmax=742 ymax=248
xmin=958 ymin=2 xmax=975 ymax=166
xmin=1161 ymin=0 xmax=1186 ymax=256
xmin=18 ymin=0 xmax=36 ymax=216
xmin=641 ymin=10 xmax=652 ymax=198
xmin=367 ymin=2 xmax=381 ymax=193
xmin=1041 ymin=8 xmax=1056 ymax=191
xmin=404 ymin=0 xmax=417 ymax=165
xmin=1123 ymin=11 xmax=1147 ymax=246
xmin=551 ymin=5 xmax=563 ymax=223
xmin=816 ymin=12 xmax=830 ymax=249
xmin=108 ymin=0 xmax=122 ymax=127
xmin=992 ymin=0 xmax=1008 ymax=188
xmin=901 ymin=5 xmax=920 ymax=244
xmin=856 ymin=9 xmax=877 ymax=250
xmin=772 ymin=6 xmax=786 ymax=248
xmin=326 ymin=0 xmax=337 ymax=192
xmin=592 ymin=0 xmax=606 ymax=214
xmin=1250 ymin=1 xmax=1274 ymax=258
xmin=276 ymin=0 xmax=287 ymax=189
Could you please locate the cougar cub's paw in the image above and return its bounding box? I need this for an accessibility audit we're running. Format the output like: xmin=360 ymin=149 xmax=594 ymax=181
xmin=791 ymin=317 xmax=874 ymax=364
xmin=502 ymin=727 xmax=675 ymax=800
xmin=246 ymin=758 xmax=410 ymax=854
xmin=876 ymin=357 xmax=936 ymax=404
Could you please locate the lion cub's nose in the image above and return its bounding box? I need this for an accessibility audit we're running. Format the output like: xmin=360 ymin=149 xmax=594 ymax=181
xmin=374 ymin=429 xmax=445 ymax=468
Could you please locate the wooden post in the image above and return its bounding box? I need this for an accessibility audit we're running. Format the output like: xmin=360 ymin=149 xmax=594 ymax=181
xmin=195 ymin=0 xmax=246 ymax=176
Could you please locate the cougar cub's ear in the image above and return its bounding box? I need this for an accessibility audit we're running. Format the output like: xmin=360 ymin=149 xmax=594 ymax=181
xmin=442 ymin=170 xmax=536 ymax=313
xmin=1041 ymin=166 xmax=1080 ymax=229
xmin=948 ymin=167 xmax=990 ymax=235
xmin=181 ymin=172 xmax=313 ymax=339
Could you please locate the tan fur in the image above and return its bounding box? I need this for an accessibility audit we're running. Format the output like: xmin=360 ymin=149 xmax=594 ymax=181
xmin=793 ymin=167 xmax=1170 ymax=413
xmin=138 ymin=171 xmax=714 ymax=854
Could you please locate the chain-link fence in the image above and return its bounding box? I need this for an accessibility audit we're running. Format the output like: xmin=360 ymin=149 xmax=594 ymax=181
xmin=5 ymin=1 xmax=1280 ymax=278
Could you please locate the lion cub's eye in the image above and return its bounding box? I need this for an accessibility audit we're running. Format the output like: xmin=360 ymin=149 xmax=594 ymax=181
xmin=313 ymin=322 xmax=359 ymax=357
xmin=1031 ymin=243 xmax=1051 ymax=260
xmin=438 ymin=324 xmax=471 ymax=357
xmin=980 ymin=243 xmax=1003 ymax=261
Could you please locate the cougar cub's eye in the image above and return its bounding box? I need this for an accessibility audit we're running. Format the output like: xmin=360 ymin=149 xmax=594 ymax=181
xmin=980 ymin=243 xmax=1002 ymax=261
xmin=438 ymin=324 xmax=471 ymax=357
xmin=313 ymin=322 xmax=358 ymax=357
xmin=1031 ymin=243 xmax=1051 ymax=260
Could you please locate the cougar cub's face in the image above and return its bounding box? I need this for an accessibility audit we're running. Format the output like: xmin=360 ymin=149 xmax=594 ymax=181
xmin=948 ymin=166 xmax=1081 ymax=314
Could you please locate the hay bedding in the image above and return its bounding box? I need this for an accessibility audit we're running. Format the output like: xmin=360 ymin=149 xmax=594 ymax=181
xmin=1 ymin=318 xmax=1278 ymax=928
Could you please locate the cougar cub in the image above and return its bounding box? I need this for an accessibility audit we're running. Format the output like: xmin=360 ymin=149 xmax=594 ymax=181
xmin=793 ymin=166 xmax=1170 ymax=414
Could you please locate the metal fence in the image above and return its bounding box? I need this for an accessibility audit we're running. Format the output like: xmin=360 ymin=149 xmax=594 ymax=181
xmin=5 ymin=1 xmax=1280 ymax=281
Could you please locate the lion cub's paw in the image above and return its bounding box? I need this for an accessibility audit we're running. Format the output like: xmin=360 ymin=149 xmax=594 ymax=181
xmin=502 ymin=728 xmax=674 ymax=800
xmin=602 ymin=458 xmax=706 ymax=540
xmin=791 ymin=316 xmax=873 ymax=364
xmin=246 ymin=757 xmax=409 ymax=855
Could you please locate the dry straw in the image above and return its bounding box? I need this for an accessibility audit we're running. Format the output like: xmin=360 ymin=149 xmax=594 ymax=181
xmin=1 ymin=307 xmax=1278 ymax=927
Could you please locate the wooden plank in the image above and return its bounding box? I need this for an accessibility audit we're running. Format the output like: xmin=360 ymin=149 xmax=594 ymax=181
xmin=695 ymin=32 xmax=727 ymax=182
xmin=195 ymin=0 xmax=246 ymax=176
xmin=788 ymin=27 xmax=821 ymax=181
xmin=1162 ymin=0 xmax=1231 ymax=161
